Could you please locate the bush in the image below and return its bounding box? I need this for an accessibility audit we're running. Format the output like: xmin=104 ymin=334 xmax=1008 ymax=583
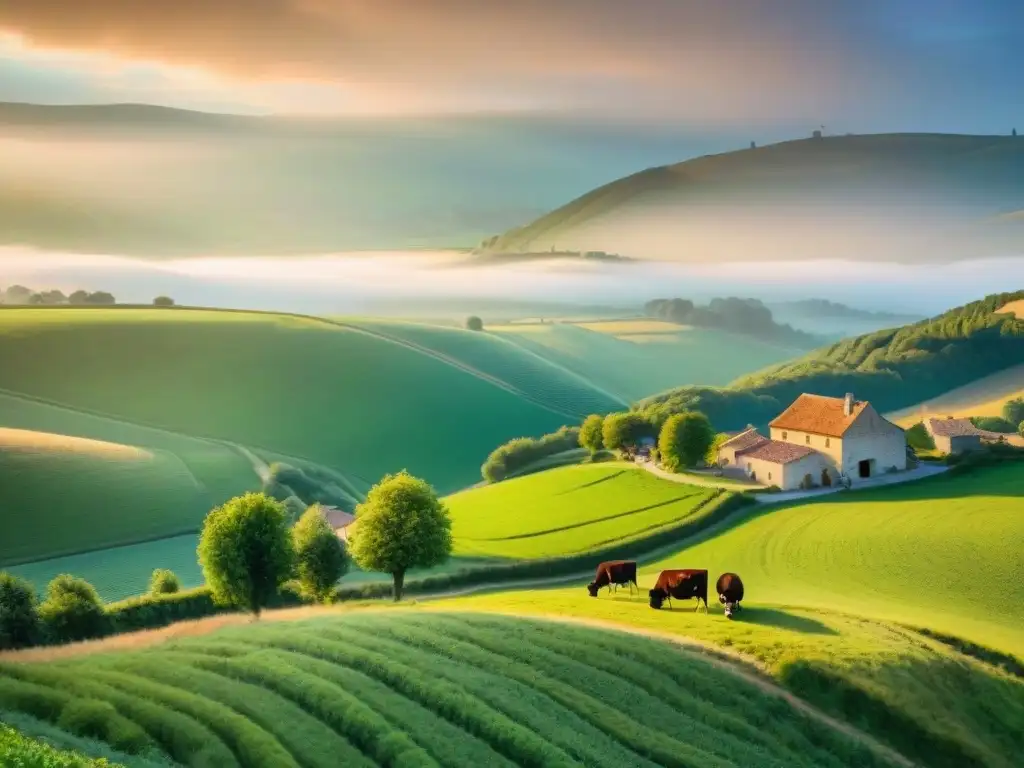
xmin=38 ymin=576 xmax=108 ymax=644
xmin=465 ymin=316 xmax=484 ymax=331
xmin=349 ymin=472 xmax=452 ymax=601
xmin=1002 ymin=397 xmax=1024 ymax=427
xmin=970 ymin=416 xmax=1017 ymax=433
xmin=905 ymin=422 xmax=936 ymax=451
xmin=578 ymin=414 xmax=605 ymax=455
xmin=658 ymin=411 xmax=715 ymax=472
xmin=293 ymin=505 xmax=351 ymax=603
xmin=601 ymin=412 xmax=652 ymax=453
xmin=481 ymin=426 xmax=580 ymax=483
xmin=197 ymin=492 xmax=296 ymax=617
xmin=152 ymin=296 xmax=175 ymax=307
xmin=148 ymin=569 xmax=180 ymax=596
xmin=0 ymin=572 xmax=39 ymax=650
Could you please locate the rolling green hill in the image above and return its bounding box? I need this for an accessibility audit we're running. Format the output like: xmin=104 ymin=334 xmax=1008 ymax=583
xmin=486 ymin=133 xmax=1024 ymax=263
xmin=638 ymin=290 xmax=1024 ymax=431
xmin=0 ymin=612 xmax=899 ymax=768
xmin=448 ymin=464 xmax=1024 ymax=768
xmin=448 ymin=464 xmax=716 ymax=559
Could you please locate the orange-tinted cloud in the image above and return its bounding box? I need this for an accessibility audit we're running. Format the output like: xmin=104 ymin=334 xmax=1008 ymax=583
xmin=0 ymin=1 xmax=872 ymax=120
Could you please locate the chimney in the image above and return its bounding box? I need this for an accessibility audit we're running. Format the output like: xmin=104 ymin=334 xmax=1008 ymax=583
xmin=843 ymin=393 xmax=855 ymax=416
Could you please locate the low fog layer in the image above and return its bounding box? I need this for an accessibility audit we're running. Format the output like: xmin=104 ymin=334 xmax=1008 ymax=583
xmin=1 ymin=248 xmax=1020 ymax=318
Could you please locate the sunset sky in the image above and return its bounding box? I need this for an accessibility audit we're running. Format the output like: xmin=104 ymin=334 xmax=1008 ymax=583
xmin=0 ymin=1 xmax=1021 ymax=130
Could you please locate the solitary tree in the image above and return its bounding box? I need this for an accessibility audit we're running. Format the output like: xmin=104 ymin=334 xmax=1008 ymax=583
xmin=465 ymin=316 xmax=484 ymax=331
xmin=197 ymin=493 xmax=295 ymax=617
xmin=349 ymin=472 xmax=452 ymax=601
xmin=148 ymin=569 xmax=180 ymax=596
xmin=0 ymin=573 xmax=39 ymax=650
xmin=293 ymin=505 xmax=350 ymax=603
xmin=601 ymin=412 xmax=650 ymax=453
xmin=37 ymin=575 xmax=108 ymax=643
xmin=658 ymin=411 xmax=716 ymax=472
xmin=153 ymin=296 xmax=175 ymax=307
xmin=578 ymin=414 xmax=605 ymax=455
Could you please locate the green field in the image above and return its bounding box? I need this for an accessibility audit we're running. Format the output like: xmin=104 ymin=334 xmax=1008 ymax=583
xmin=0 ymin=612 xmax=900 ymax=768
xmin=448 ymin=464 xmax=716 ymax=559
xmin=488 ymin=321 xmax=799 ymax=401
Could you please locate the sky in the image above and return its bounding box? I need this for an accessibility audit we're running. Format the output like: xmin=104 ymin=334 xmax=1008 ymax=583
xmin=0 ymin=1 xmax=1021 ymax=130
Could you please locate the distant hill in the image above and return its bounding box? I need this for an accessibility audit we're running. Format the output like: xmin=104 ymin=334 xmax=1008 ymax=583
xmin=485 ymin=133 xmax=1024 ymax=263
xmin=636 ymin=290 xmax=1024 ymax=430
xmin=769 ymin=299 xmax=923 ymax=323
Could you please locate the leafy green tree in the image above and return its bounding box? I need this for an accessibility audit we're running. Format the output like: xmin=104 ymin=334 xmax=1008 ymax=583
xmin=601 ymin=412 xmax=650 ymax=453
xmin=68 ymin=289 xmax=90 ymax=305
xmin=905 ymin=422 xmax=936 ymax=451
xmin=658 ymin=411 xmax=715 ymax=472
xmin=293 ymin=505 xmax=350 ymax=603
xmin=85 ymin=291 xmax=115 ymax=305
xmin=1002 ymin=398 xmax=1024 ymax=429
xmin=37 ymin=575 xmax=108 ymax=643
xmin=148 ymin=569 xmax=180 ymax=596
xmin=197 ymin=493 xmax=296 ymax=617
xmin=578 ymin=414 xmax=605 ymax=455
xmin=0 ymin=572 xmax=39 ymax=650
xmin=465 ymin=316 xmax=484 ymax=331
xmin=349 ymin=472 xmax=452 ymax=601
xmin=153 ymin=296 xmax=175 ymax=307
xmin=705 ymin=433 xmax=730 ymax=467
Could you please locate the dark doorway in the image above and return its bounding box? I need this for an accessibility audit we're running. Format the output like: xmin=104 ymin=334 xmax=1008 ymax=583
xmin=821 ymin=469 xmax=832 ymax=487
xmin=858 ymin=459 xmax=871 ymax=479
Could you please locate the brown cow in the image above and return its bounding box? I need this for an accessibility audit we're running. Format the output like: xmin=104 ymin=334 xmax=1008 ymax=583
xmin=716 ymin=572 xmax=745 ymax=619
xmin=648 ymin=569 xmax=708 ymax=611
xmin=587 ymin=560 xmax=638 ymax=597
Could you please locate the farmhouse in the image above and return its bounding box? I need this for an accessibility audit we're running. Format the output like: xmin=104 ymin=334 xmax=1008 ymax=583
xmin=319 ymin=505 xmax=356 ymax=541
xmin=717 ymin=393 xmax=906 ymax=490
xmin=923 ymin=417 xmax=1005 ymax=454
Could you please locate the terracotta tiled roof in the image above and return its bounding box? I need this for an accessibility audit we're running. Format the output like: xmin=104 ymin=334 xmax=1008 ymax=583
xmin=720 ymin=427 xmax=768 ymax=452
xmin=737 ymin=439 xmax=817 ymax=465
xmin=769 ymin=393 xmax=868 ymax=437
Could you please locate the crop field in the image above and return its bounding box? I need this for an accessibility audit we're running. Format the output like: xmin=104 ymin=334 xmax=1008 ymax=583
xmin=348 ymin=318 xmax=625 ymax=414
xmin=447 ymin=465 xmax=717 ymax=559
xmin=487 ymin=321 xmax=799 ymax=401
xmin=887 ymin=362 xmax=1024 ymax=425
xmin=0 ymin=612 xmax=901 ymax=768
xmin=0 ymin=308 xmax=572 ymax=494
xmin=572 ymin=318 xmax=695 ymax=339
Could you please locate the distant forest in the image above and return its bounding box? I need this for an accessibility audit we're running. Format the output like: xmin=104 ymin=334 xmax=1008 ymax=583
xmin=636 ymin=291 xmax=1024 ymax=431
xmin=0 ymin=285 xmax=115 ymax=305
xmin=644 ymin=296 xmax=823 ymax=349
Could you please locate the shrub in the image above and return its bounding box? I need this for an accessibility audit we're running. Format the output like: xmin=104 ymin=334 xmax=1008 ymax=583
xmin=970 ymin=415 xmax=1017 ymax=433
xmin=465 ymin=315 xmax=484 ymax=331
xmin=578 ymin=414 xmax=605 ymax=455
xmin=0 ymin=572 xmax=39 ymax=650
xmin=293 ymin=505 xmax=351 ymax=603
xmin=152 ymin=296 xmax=175 ymax=307
xmin=658 ymin=411 xmax=715 ymax=472
xmin=601 ymin=412 xmax=652 ymax=453
xmin=905 ymin=422 xmax=936 ymax=451
xmin=197 ymin=492 xmax=296 ymax=617
xmin=38 ymin=575 xmax=108 ymax=644
xmin=481 ymin=426 xmax=580 ymax=483
xmin=148 ymin=569 xmax=180 ymax=596
xmin=1002 ymin=397 xmax=1024 ymax=427
xmin=349 ymin=472 xmax=452 ymax=600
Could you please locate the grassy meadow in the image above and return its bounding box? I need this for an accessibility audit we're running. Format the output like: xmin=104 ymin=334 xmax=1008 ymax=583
xmin=448 ymin=464 xmax=717 ymax=559
xmin=0 ymin=612 xmax=902 ymax=768
xmin=887 ymin=362 xmax=1024 ymax=426
xmin=488 ymin=319 xmax=799 ymax=401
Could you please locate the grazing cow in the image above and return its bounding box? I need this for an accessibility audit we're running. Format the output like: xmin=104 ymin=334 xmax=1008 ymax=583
xmin=716 ymin=572 xmax=745 ymax=619
xmin=587 ymin=560 xmax=638 ymax=597
xmin=648 ymin=569 xmax=708 ymax=611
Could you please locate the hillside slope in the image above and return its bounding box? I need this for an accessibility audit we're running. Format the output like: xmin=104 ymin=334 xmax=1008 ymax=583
xmin=487 ymin=133 xmax=1024 ymax=263
xmin=638 ymin=290 xmax=1024 ymax=431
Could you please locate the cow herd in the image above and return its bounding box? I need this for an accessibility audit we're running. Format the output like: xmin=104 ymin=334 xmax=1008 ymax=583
xmin=587 ymin=560 xmax=745 ymax=619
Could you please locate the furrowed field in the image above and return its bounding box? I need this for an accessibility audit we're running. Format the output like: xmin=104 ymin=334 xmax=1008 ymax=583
xmin=488 ymin=320 xmax=800 ymax=402
xmin=0 ymin=613 xmax=902 ymax=768
xmin=448 ymin=464 xmax=719 ymax=559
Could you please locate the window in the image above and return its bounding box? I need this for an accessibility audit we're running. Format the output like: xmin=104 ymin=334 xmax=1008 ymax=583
xmin=825 ymin=438 xmax=831 ymax=448
xmin=768 ymin=472 xmax=772 ymax=481
xmin=782 ymin=431 xmax=788 ymax=440
xmin=805 ymin=435 xmax=810 ymax=444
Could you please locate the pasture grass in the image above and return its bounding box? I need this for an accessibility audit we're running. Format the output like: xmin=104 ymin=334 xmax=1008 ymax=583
xmin=887 ymin=362 xmax=1024 ymax=425
xmin=488 ymin=321 xmax=798 ymax=401
xmin=0 ymin=613 xmax=901 ymax=768
xmin=0 ymin=308 xmax=571 ymax=496
xmin=447 ymin=464 xmax=717 ymax=559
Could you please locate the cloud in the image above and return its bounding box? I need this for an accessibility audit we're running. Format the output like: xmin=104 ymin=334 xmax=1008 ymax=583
xmin=0 ymin=1 xmax=1020 ymax=123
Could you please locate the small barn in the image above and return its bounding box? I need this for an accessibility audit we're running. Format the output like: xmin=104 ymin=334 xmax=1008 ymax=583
xmin=923 ymin=417 xmax=1003 ymax=454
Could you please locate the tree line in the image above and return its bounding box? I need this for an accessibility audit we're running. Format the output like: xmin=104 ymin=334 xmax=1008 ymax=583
xmin=644 ymin=296 xmax=822 ymax=349
xmin=0 ymin=471 xmax=452 ymax=651
xmin=1 ymin=284 xmax=179 ymax=307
